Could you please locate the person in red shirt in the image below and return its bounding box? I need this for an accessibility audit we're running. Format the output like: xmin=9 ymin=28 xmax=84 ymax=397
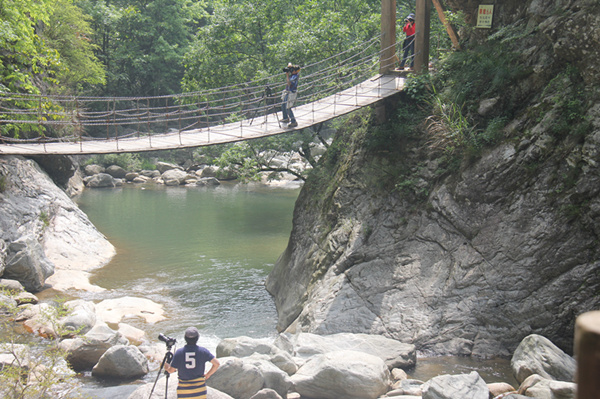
xmin=399 ymin=13 xmax=416 ymax=70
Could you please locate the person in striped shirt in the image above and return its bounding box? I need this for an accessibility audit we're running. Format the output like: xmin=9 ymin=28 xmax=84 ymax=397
xmin=165 ymin=327 xmax=220 ymax=399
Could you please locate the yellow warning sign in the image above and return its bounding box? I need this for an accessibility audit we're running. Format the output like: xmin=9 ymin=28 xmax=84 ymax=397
xmin=477 ymin=5 xmax=494 ymax=29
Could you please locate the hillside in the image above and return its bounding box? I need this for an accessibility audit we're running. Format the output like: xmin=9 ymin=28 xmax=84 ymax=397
xmin=266 ymin=0 xmax=600 ymax=356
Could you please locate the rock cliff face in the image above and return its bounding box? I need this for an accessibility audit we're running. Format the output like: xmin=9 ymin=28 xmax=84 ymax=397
xmin=0 ymin=155 xmax=115 ymax=292
xmin=266 ymin=0 xmax=600 ymax=356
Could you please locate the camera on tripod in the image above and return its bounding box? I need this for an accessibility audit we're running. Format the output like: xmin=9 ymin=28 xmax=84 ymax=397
xmin=158 ymin=333 xmax=176 ymax=347
xmin=282 ymin=64 xmax=301 ymax=73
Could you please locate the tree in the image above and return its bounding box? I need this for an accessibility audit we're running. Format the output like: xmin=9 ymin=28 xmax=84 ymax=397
xmin=41 ymin=0 xmax=106 ymax=95
xmin=0 ymin=0 xmax=107 ymax=137
xmin=78 ymin=0 xmax=204 ymax=97
xmin=182 ymin=0 xmax=382 ymax=92
xmin=0 ymin=0 xmax=58 ymax=95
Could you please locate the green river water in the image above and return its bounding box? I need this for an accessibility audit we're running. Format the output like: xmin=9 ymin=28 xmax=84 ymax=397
xmin=70 ymin=182 xmax=516 ymax=397
xmin=75 ymin=182 xmax=298 ymax=345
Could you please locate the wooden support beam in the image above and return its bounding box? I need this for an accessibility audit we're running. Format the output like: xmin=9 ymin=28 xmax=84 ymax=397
xmin=575 ymin=311 xmax=600 ymax=399
xmin=431 ymin=0 xmax=461 ymax=50
xmin=380 ymin=0 xmax=396 ymax=74
xmin=414 ymin=0 xmax=431 ymax=73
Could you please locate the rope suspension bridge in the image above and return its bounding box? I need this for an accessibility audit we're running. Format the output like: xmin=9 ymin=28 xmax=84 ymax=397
xmin=1 ymin=0 xmax=448 ymax=156
xmin=0 ymin=36 xmax=406 ymax=155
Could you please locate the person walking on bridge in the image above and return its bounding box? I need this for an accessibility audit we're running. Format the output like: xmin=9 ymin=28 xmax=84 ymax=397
xmin=165 ymin=327 xmax=220 ymax=399
xmin=399 ymin=13 xmax=416 ymax=70
xmin=281 ymin=63 xmax=300 ymax=128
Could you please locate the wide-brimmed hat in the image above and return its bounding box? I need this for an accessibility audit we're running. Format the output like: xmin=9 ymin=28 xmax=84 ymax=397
xmin=407 ymin=13 xmax=415 ymax=21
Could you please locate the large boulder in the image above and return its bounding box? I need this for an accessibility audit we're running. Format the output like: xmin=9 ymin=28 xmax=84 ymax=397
xmin=517 ymin=374 xmax=576 ymax=399
xmin=197 ymin=177 xmax=221 ymax=186
xmin=85 ymin=173 xmax=116 ymax=188
xmin=92 ymin=345 xmax=148 ymax=379
xmin=290 ymin=350 xmax=390 ymax=399
xmin=105 ymin=165 xmax=127 ymax=179
xmin=60 ymin=321 xmax=129 ymax=371
xmin=59 ymin=299 xmax=97 ymax=335
xmin=0 ymin=278 xmax=25 ymax=293
xmin=421 ymin=371 xmax=489 ymax=399
xmin=128 ymin=376 xmax=234 ymax=399
xmin=216 ymin=336 xmax=297 ymax=375
xmin=117 ymin=323 xmax=146 ymax=345
xmin=511 ymin=334 xmax=576 ymax=384
xmin=95 ymin=296 xmax=165 ymax=324
xmin=3 ymin=236 xmax=54 ymax=292
xmin=0 ymin=156 xmax=115 ymax=293
xmin=208 ymin=357 xmax=267 ymax=399
xmin=156 ymin=162 xmax=181 ymax=174
xmin=217 ymin=336 xmax=277 ymax=358
xmin=199 ymin=166 xmax=217 ymax=178
xmin=278 ymin=332 xmax=416 ymax=370
xmin=84 ymin=164 xmax=105 ymax=176
xmin=244 ymin=355 xmax=292 ymax=398
xmin=161 ymin=169 xmax=189 ymax=186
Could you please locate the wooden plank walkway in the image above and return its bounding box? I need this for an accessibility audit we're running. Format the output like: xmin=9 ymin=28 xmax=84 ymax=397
xmin=0 ymin=74 xmax=404 ymax=155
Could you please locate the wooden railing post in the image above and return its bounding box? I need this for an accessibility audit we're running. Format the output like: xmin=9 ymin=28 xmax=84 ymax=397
xmin=575 ymin=311 xmax=600 ymax=399
xmin=380 ymin=0 xmax=396 ymax=74
xmin=414 ymin=0 xmax=431 ymax=73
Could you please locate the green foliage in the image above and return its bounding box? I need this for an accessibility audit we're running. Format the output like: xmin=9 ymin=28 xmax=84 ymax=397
xmin=0 ymin=0 xmax=57 ymax=94
xmin=434 ymin=43 xmax=526 ymax=108
xmin=404 ymin=72 xmax=433 ymax=104
xmin=182 ymin=0 xmax=381 ymax=92
xmin=78 ymin=0 xmax=202 ymax=96
xmin=39 ymin=211 xmax=50 ymax=228
xmin=426 ymin=88 xmax=475 ymax=155
xmin=0 ymin=174 xmax=6 ymax=193
xmin=541 ymin=65 xmax=592 ymax=139
xmin=0 ymin=0 xmax=107 ymax=137
xmin=0 ymin=294 xmax=83 ymax=399
xmin=42 ymin=0 xmax=106 ymax=94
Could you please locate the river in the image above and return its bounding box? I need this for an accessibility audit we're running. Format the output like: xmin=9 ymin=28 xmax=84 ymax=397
xmin=71 ymin=182 xmax=516 ymax=397
xmin=75 ymin=182 xmax=298 ymax=342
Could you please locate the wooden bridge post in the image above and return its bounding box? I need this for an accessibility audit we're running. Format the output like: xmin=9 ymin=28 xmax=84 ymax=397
xmin=414 ymin=0 xmax=431 ymax=73
xmin=380 ymin=0 xmax=396 ymax=74
xmin=575 ymin=311 xmax=600 ymax=399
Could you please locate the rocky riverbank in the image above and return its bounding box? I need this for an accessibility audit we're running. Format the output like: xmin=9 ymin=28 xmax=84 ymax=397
xmin=0 ymin=276 xmax=579 ymax=399
xmin=0 ymin=154 xmax=583 ymax=398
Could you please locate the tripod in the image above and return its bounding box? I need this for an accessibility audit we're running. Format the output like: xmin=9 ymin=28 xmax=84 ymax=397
xmin=148 ymin=341 xmax=175 ymax=399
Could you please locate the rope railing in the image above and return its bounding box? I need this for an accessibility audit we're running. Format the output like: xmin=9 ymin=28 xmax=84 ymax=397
xmin=0 ymin=33 xmax=406 ymax=150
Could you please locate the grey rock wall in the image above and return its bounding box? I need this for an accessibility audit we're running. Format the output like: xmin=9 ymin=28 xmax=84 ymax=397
xmin=266 ymin=0 xmax=600 ymax=356
xmin=0 ymin=155 xmax=115 ymax=292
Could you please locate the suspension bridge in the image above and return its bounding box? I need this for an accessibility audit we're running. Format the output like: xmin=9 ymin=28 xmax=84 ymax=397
xmin=0 ymin=0 xmax=446 ymax=155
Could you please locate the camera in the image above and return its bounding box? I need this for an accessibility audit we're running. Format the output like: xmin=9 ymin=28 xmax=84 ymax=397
xmin=158 ymin=333 xmax=176 ymax=347
xmin=282 ymin=65 xmax=301 ymax=73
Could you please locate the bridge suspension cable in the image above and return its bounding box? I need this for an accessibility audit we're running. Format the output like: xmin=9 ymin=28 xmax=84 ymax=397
xmin=0 ymin=35 xmax=406 ymax=154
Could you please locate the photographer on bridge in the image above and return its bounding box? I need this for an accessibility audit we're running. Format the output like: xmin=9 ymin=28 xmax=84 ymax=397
xmin=399 ymin=13 xmax=416 ymax=70
xmin=281 ymin=63 xmax=300 ymax=128
xmin=165 ymin=327 xmax=220 ymax=399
